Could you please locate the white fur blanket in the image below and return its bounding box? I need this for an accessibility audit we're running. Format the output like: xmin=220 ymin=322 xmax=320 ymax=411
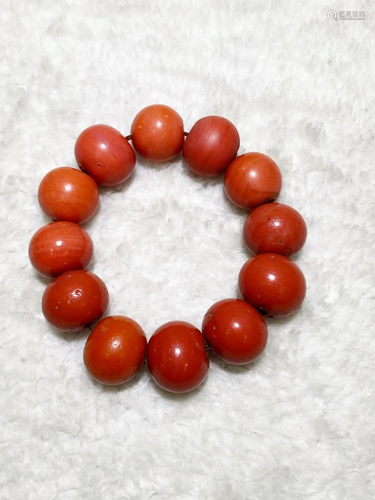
xmin=0 ymin=1 xmax=374 ymax=498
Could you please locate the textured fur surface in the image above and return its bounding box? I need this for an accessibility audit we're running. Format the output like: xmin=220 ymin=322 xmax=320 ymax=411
xmin=0 ymin=1 xmax=374 ymax=499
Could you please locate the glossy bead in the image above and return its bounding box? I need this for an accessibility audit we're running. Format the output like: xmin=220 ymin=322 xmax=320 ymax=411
xmin=131 ymin=104 xmax=184 ymax=162
xmin=202 ymin=299 xmax=267 ymax=365
xmin=147 ymin=321 xmax=209 ymax=393
xmin=243 ymin=203 xmax=307 ymax=257
xmin=182 ymin=116 xmax=240 ymax=177
xmin=224 ymin=152 xmax=282 ymax=210
xmin=239 ymin=253 xmax=306 ymax=318
xmin=28 ymin=221 xmax=93 ymax=278
xmin=83 ymin=316 xmax=147 ymax=385
xmin=42 ymin=270 xmax=109 ymax=332
xmin=74 ymin=124 xmax=136 ymax=186
xmin=38 ymin=167 xmax=99 ymax=224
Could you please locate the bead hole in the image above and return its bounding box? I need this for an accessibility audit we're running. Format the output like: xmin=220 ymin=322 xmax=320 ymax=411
xmin=264 ymin=197 xmax=276 ymax=204
xmin=78 ymin=164 xmax=89 ymax=175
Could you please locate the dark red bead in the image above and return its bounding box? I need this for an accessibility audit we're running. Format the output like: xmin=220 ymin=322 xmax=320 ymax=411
xmin=84 ymin=316 xmax=147 ymax=385
xmin=75 ymin=124 xmax=136 ymax=186
xmin=224 ymin=153 xmax=282 ymax=210
xmin=147 ymin=321 xmax=209 ymax=393
xmin=42 ymin=270 xmax=109 ymax=332
xmin=29 ymin=221 xmax=93 ymax=278
xmin=239 ymin=254 xmax=306 ymax=318
xmin=243 ymin=203 xmax=307 ymax=257
xmin=183 ymin=116 xmax=240 ymax=177
xmin=202 ymin=299 xmax=268 ymax=365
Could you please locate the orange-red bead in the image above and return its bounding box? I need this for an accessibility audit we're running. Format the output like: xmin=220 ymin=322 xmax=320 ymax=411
xmin=75 ymin=124 xmax=136 ymax=186
xmin=38 ymin=167 xmax=99 ymax=224
xmin=243 ymin=203 xmax=307 ymax=257
xmin=131 ymin=104 xmax=184 ymax=162
xmin=239 ymin=253 xmax=306 ymax=318
xmin=182 ymin=116 xmax=240 ymax=177
xmin=42 ymin=270 xmax=109 ymax=332
xmin=202 ymin=299 xmax=268 ymax=365
xmin=28 ymin=221 xmax=93 ymax=278
xmin=84 ymin=316 xmax=147 ymax=385
xmin=224 ymin=153 xmax=282 ymax=210
xmin=147 ymin=321 xmax=209 ymax=393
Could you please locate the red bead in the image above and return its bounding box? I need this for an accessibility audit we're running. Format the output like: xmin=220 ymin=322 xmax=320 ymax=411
xmin=131 ymin=104 xmax=184 ymax=162
xmin=74 ymin=124 xmax=136 ymax=186
xmin=28 ymin=221 xmax=93 ymax=278
xmin=182 ymin=116 xmax=240 ymax=177
xmin=147 ymin=321 xmax=209 ymax=393
xmin=42 ymin=270 xmax=109 ymax=332
xmin=38 ymin=167 xmax=99 ymax=224
xmin=83 ymin=316 xmax=147 ymax=385
xmin=243 ymin=203 xmax=307 ymax=257
xmin=202 ymin=299 xmax=267 ymax=365
xmin=239 ymin=254 xmax=306 ymax=318
xmin=224 ymin=153 xmax=282 ymax=210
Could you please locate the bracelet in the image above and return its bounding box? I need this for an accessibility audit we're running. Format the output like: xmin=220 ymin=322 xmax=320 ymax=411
xmin=28 ymin=104 xmax=307 ymax=393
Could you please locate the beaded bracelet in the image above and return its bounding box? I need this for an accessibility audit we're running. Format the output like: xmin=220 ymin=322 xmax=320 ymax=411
xmin=29 ymin=104 xmax=307 ymax=393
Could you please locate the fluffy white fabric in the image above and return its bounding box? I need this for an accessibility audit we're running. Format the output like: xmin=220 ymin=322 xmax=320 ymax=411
xmin=1 ymin=0 xmax=374 ymax=498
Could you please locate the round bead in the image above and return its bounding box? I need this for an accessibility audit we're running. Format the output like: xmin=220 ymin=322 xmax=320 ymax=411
xmin=74 ymin=124 xmax=136 ymax=186
xmin=131 ymin=104 xmax=184 ymax=162
xmin=239 ymin=254 xmax=306 ymax=318
xmin=224 ymin=152 xmax=282 ymax=210
xmin=202 ymin=299 xmax=268 ymax=365
xmin=147 ymin=321 xmax=209 ymax=393
xmin=182 ymin=116 xmax=240 ymax=177
xmin=28 ymin=221 xmax=93 ymax=278
xmin=42 ymin=270 xmax=109 ymax=332
xmin=243 ymin=203 xmax=307 ymax=257
xmin=38 ymin=167 xmax=99 ymax=224
xmin=83 ymin=316 xmax=147 ymax=385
